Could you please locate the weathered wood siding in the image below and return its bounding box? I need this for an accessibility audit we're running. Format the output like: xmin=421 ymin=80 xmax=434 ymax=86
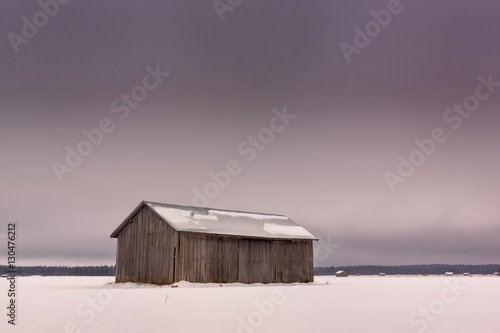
xmin=176 ymin=233 xmax=240 ymax=283
xmin=177 ymin=233 xmax=314 ymax=284
xmin=115 ymin=206 xmax=178 ymax=284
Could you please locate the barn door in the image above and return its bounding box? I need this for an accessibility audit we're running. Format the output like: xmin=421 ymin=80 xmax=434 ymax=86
xmin=172 ymin=237 xmax=180 ymax=283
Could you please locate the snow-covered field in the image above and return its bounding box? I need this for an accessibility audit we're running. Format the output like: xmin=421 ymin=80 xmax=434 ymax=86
xmin=1 ymin=275 xmax=498 ymax=332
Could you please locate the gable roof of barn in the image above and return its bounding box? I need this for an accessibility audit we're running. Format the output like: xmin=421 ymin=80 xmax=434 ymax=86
xmin=110 ymin=201 xmax=317 ymax=240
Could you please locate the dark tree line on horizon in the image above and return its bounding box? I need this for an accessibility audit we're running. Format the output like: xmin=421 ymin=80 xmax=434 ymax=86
xmin=0 ymin=265 xmax=116 ymax=276
xmin=1 ymin=264 xmax=499 ymax=277
xmin=314 ymin=264 xmax=500 ymax=276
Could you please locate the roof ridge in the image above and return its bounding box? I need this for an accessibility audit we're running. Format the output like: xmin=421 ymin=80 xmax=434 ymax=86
xmin=143 ymin=200 xmax=287 ymax=217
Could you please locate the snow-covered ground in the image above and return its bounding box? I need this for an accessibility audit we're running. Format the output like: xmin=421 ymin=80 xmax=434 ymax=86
xmin=1 ymin=275 xmax=498 ymax=332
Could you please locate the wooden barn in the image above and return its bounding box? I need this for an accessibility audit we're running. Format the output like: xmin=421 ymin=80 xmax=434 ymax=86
xmin=110 ymin=201 xmax=317 ymax=285
xmin=336 ymin=270 xmax=348 ymax=277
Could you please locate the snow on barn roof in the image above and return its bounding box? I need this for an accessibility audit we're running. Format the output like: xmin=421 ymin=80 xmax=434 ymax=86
xmin=110 ymin=201 xmax=318 ymax=240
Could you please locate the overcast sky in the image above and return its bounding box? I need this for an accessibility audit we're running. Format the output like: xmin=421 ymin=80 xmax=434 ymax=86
xmin=1 ymin=0 xmax=499 ymax=266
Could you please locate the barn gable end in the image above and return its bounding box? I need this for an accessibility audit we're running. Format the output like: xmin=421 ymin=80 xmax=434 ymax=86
xmin=114 ymin=205 xmax=178 ymax=284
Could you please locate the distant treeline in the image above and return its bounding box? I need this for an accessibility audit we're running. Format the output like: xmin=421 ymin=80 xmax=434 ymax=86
xmin=314 ymin=264 xmax=500 ymax=276
xmin=2 ymin=264 xmax=499 ymax=277
xmin=0 ymin=265 xmax=116 ymax=276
